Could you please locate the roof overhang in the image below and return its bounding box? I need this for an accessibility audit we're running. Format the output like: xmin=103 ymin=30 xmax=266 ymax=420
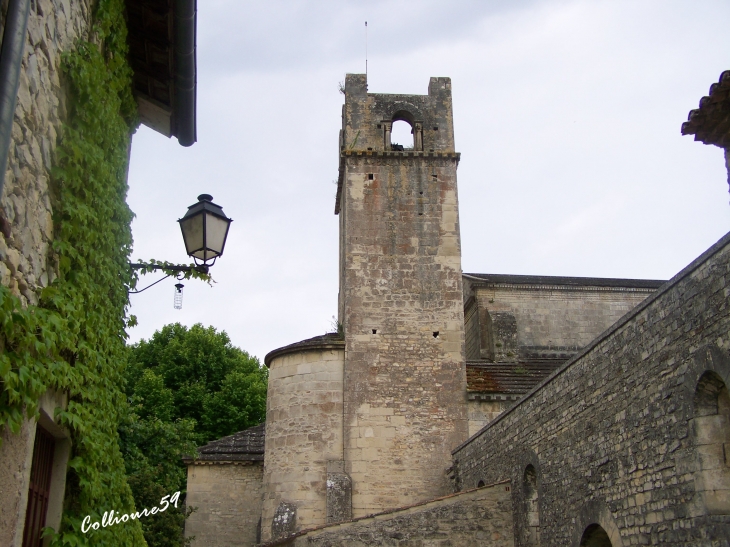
xmin=681 ymin=70 xmax=730 ymax=148
xmin=125 ymin=0 xmax=197 ymax=146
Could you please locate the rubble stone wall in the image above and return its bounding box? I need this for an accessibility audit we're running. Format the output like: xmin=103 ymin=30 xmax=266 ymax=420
xmin=1 ymin=0 xmax=92 ymax=306
xmin=453 ymin=233 xmax=730 ymax=546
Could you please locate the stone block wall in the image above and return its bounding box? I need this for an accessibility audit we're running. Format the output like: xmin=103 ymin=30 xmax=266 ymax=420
xmin=185 ymin=462 xmax=263 ymax=547
xmin=452 ymin=233 xmax=730 ymax=546
xmin=261 ymin=346 xmax=345 ymax=542
xmin=338 ymin=75 xmax=468 ymax=517
xmin=467 ymin=399 xmax=509 ymax=437
xmin=463 ymin=278 xmax=659 ymax=362
xmin=266 ymin=481 xmax=514 ymax=547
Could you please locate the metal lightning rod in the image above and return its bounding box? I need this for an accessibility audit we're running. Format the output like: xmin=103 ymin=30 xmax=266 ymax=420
xmin=365 ymin=21 xmax=368 ymax=79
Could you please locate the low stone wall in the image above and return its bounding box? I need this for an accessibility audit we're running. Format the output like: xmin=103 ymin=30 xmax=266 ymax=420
xmin=262 ymin=481 xmax=514 ymax=547
xmin=185 ymin=462 xmax=264 ymax=547
xmin=453 ymin=232 xmax=730 ymax=546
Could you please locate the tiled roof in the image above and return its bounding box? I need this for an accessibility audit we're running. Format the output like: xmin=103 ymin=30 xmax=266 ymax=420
xmin=681 ymin=70 xmax=730 ymax=148
xmin=464 ymin=273 xmax=665 ymax=289
xmin=184 ymin=423 xmax=265 ymax=463
xmin=264 ymin=333 xmax=345 ymax=367
xmin=466 ymin=361 xmax=561 ymax=395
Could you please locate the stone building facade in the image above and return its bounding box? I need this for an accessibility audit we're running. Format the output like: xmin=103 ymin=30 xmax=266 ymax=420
xmin=335 ymin=74 xmax=469 ymax=521
xmin=0 ymin=0 xmax=197 ymax=544
xmin=0 ymin=2 xmax=97 ymax=543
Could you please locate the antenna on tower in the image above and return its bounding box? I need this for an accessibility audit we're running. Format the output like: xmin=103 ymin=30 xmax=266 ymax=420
xmin=365 ymin=21 xmax=368 ymax=78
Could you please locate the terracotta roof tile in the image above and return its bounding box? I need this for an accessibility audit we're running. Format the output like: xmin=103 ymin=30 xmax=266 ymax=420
xmin=466 ymin=361 xmax=561 ymax=394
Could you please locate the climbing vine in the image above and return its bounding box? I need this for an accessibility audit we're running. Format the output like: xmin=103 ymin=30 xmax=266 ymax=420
xmin=0 ymin=0 xmax=157 ymax=544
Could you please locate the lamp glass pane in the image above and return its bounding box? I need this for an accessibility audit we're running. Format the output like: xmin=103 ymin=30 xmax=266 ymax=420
xmin=180 ymin=213 xmax=204 ymax=255
xmin=205 ymin=213 xmax=230 ymax=255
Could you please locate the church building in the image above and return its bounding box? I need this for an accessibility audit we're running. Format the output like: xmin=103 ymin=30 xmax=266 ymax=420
xmin=183 ymin=75 xmax=676 ymax=546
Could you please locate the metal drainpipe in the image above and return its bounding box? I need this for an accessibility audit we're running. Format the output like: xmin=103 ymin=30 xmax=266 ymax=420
xmin=174 ymin=0 xmax=196 ymax=147
xmin=0 ymin=0 xmax=31 ymax=202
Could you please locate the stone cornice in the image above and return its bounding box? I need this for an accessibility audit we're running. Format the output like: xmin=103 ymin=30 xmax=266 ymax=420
xmin=264 ymin=333 xmax=345 ymax=367
xmin=472 ymin=283 xmax=658 ymax=294
xmin=341 ymin=149 xmax=460 ymax=159
xmin=182 ymin=458 xmax=262 ymax=466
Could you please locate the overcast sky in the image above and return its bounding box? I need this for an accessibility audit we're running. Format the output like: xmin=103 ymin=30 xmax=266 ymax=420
xmin=126 ymin=0 xmax=730 ymax=362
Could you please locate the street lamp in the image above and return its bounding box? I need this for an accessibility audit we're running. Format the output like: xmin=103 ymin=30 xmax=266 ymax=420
xmin=129 ymin=195 xmax=233 ymax=301
xmin=178 ymin=194 xmax=232 ymax=266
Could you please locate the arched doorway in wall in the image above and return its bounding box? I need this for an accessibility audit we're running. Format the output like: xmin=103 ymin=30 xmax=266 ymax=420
xmin=579 ymin=524 xmax=613 ymax=547
xmin=692 ymin=370 xmax=730 ymax=514
xmin=523 ymin=464 xmax=540 ymax=546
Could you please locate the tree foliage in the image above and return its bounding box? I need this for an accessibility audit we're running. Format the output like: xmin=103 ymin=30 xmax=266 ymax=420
xmin=120 ymin=323 xmax=267 ymax=546
xmin=118 ymin=408 xmax=196 ymax=547
xmin=125 ymin=323 xmax=268 ymax=444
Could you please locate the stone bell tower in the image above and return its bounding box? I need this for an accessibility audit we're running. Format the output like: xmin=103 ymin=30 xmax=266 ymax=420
xmin=335 ymin=74 xmax=468 ymax=516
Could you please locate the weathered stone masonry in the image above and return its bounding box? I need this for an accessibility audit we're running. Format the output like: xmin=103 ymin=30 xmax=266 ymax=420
xmin=260 ymin=336 xmax=346 ymax=542
xmin=337 ymin=74 xmax=469 ymax=518
xmin=264 ymin=481 xmax=514 ymax=547
xmin=184 ymin=424 xmax=266 ymax=547
xmin=1 ymin=0 xmax=91 ymax=306
xmin=452 ymin=231 xmax=730 ymax=546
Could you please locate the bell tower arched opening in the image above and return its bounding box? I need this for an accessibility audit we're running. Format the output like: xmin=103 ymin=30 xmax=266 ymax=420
xmin=390 ymin=119 xmax=413 ymax=150
xmin=383 ymin=109 xmax=423 ymax=151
